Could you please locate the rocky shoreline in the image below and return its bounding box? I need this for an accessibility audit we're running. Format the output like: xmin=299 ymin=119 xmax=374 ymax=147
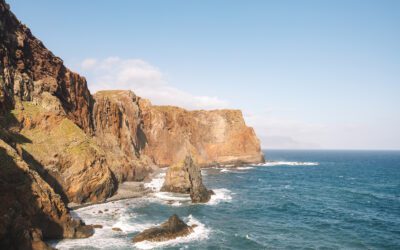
xmin=0 ymin=0 xmax=264 ymax=248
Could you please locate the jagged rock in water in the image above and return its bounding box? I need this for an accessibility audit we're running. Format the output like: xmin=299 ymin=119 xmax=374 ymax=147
xmin=161 ymin=155 xmax=213 ymax=203
xmin=186 ymin=157 xmax=215 ymax=203
xmin=132 ymin=214 xmax=194 ymax=243
xmin=0 ymin=0 xmax=264 ymax=248
xmin=160 ymin=158 xmax=191 ymax=193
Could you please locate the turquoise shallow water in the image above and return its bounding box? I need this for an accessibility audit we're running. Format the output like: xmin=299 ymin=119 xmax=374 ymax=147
xmin=52 ymin=150 xmax=400 ymax=249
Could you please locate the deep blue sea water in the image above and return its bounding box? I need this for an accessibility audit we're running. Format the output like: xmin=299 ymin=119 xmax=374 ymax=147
xmin=52 ymin=150 xmax=400 ymax=249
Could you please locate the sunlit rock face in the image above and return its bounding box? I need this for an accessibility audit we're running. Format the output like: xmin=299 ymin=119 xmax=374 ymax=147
xmin=0 ymin=0 xmax=264 ymax=248
xmin=139 ymin=100 xmax=264 ymax=167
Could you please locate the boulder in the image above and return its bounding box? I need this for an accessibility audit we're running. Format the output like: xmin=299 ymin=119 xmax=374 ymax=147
xmin=132 ymin=214 xmax=194 ymax=243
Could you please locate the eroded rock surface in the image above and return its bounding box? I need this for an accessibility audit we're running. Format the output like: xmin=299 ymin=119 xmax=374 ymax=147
xmin=161 ymin=155 xmax=213 ymax=203
xmin=92 ymin=91 xmax=264 ymax=168
xmin=132 ymin=214 xmax=194 ymax=243
xmin=0 ymin=138 xmax=93 ymax=249
xmin=0 ymin=0 xmax=264 ymax=248
xmin=139 ymin=101 xmax=264 ymax=167
xmin=0 ymin=0 xmax=93 ymax=132
xmin=93 ymin=90 xmax=155 ymax=182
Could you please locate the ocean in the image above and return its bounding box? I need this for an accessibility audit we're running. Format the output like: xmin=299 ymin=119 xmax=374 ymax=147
xmin=51 ymin=150 xmax=400 ymax=249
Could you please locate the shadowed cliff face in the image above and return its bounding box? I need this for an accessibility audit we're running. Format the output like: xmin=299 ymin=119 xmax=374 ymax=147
xmin=0 ymin=0 xmax=117 ymax=205
xmin=0 ymin=0 xmax=264 ymax=247
xmin=0 ymin=0 xmax=93 ymax=132
xmin=0 ymin=137 xmax=94 ymax=250
xmin=93 ymin=90 xmax=156 ymax=182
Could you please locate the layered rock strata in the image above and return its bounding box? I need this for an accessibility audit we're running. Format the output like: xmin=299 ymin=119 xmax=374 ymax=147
xmin=0 ymin=0 xmax=264 ymax=248
xmin=93 ymin=90 xmax=155 ymax=183
xmin=139 ymin=101 xmax=264 ymax=167
xmin=93 ymin=90 xmax=264 ymax=168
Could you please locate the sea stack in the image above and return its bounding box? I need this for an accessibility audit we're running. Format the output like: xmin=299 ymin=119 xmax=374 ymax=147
xmin=0 ymin=0 xmax=264 ymax=248
xmin=161 ymin=155 xmax=213 ymax=203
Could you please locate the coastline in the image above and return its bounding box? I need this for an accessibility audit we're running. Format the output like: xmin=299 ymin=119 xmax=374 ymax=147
xmin=67 ymin=160 xmax=264 ymax=210
xmin=68 ymin=181 xmax=152 ymax=210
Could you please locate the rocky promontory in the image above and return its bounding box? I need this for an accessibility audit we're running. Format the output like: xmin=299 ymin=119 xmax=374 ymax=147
xmin=0 ymin=0 xmax=264 ymax=248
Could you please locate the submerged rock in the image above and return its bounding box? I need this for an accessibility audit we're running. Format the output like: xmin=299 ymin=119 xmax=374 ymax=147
xmin=161 ymin=155 xmax=213 ymax=203
xmin=132 ymin=214 xmax=194 ymax=243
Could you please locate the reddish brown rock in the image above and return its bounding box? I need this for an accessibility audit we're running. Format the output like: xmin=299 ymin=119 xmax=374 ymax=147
xmin=161 ymin=155 xmax=213 ymax=203
xmin=132 ymin=214 xmax=194 ymax=243
xmin=0 ymin=0 xmax=93 ymax=132
xmin=0 ymin=0 xmax=265 ymax=248
xmin=0 ymin=138 xmax=93 ymax=250
xmin=4 ymin=101 xmax=117 ymax=204
xmin=139 ymin=100 xmax=264 ymax=167
xmin=93 ymin=90 xmax=155 ymax=182
xmin=93 ymin=91 xmax=264 ymax=169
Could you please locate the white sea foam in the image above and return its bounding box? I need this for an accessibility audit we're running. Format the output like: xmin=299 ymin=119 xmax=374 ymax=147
xmin=236 ymin=166 xmax=254 ymax=170
xmin=145 ymin=172 xmax=166 ymax=191
xmin=51 ymin=201 xmax=135 ymax=249
xmin=134 ymin=215 xmax=210 ymax=250
xmin=208 ymin=188 xmax=233 ymax=205
xmin=256 ymin=161 xmax=319 ymax=166
xmin=154 ymin=192 xmax=191 ymax=202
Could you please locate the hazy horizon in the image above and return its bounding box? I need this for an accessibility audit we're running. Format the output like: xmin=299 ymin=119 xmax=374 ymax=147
xmin=7 ymin=0 xmax=400 ymax=150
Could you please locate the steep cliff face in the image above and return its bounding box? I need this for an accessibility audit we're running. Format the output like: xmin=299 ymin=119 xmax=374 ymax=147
xmin=0 ymin=0 xmax=93 ymax=132
xmin=93 ymin=91 xmax=264 ymax=168
xmin=0 ymin=0 xmax=116 ymax=205
xmin=0 ymin=0 xmax=264 ymax=247
xmin=139 ymin=100 xmax=264 ymax=167
xmin=93 ymin=90 xmax=155 ymax=182
xmin=0 ymin=138 xmax=93 ymax=250
xmin=6 ymin=100 xmax=117 ymax=204
xmin=0 ymin=1 xmax=112 ymax=247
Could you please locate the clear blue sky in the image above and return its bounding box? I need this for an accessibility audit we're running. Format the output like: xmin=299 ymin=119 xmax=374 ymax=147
xmin=7 ymin=0 xmax=400 ymax=149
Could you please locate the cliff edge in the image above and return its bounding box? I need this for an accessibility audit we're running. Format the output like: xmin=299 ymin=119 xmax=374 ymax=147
xmin=0 ymin=0 xmax=264 ymax=248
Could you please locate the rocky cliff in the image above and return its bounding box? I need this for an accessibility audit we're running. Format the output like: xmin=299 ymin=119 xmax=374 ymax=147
xmin=139 ymin=100 xmax=264 ymax=167
xmin=93 ymin=90 xmax=155 ymax=183
xmin=93 ymin=90 xmax=264 ymax=167
xmin=0 ymin=0 xmax=264 ymax=248
xmin=0 ymin=138 xmax=94 ymax=249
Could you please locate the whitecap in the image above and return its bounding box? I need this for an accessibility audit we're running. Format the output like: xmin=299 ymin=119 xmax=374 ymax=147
xmin=153 ymin=192 xmax=191 ymax=202
xmin=134 ymin=215 xmax=210 ymax=250
xmin=236 ymin=166 xmax=254 ymax=170
xmin=208 ymin=188 xmax=233 ymax=205
xmin=256 ymin=161 xmax=319 ymax=167
xmin=145 ymin=172 xmax=166 ymax=191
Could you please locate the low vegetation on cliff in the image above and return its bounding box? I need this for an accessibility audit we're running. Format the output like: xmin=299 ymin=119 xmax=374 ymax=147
xmin=0 ymin=0 xmax=264 ymax=248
